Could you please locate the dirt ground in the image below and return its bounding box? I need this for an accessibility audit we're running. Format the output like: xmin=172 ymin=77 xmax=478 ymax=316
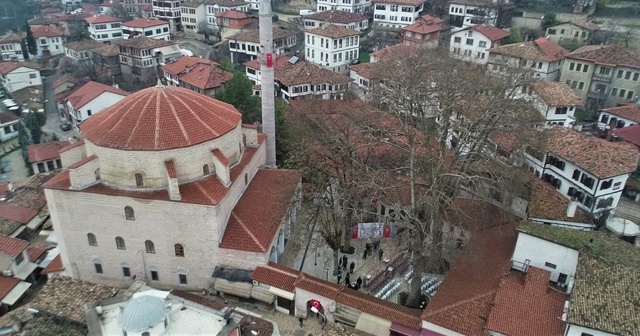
xmin=274 ymin=0 xmax=315 ymax=13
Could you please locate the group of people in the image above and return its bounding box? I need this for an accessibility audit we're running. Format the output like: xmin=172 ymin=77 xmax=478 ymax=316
xmin=336 ymin=254 xmax=366 ymax=290
xmin=363 ymin=239 xmax=383 ymax=261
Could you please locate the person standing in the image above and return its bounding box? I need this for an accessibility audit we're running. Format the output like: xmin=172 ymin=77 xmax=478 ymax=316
xmin=345 ymin=273 xmax=351 ymax=287
xmin=362 ymin=247 xmax=367 ymax=260
xmin=299 ymin=315 xmax=304 ymax=328
xmin=356 ymin=276 xmax=363 ymax=288
xmin=349 ymin=261 xmax=355 ymax=274
xmin=379 ymin=249 xmax=383 ymax=261
xmin=337 ymin=272 xmax=342 ymax=284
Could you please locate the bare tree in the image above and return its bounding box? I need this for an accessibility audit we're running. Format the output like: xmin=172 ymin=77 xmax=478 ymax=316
xmin=197 ymin=21 xmax=217 ymax=41
xmin=109 ymin=5 xmax=142 ymax=22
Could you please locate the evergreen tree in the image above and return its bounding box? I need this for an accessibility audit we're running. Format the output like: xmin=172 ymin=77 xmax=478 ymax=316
xmin=25 ymin=112 xmax=42 ymax=144
xmin=214 ymin=72 xmax=261 ymax=123
xmin=24 ymin=22 xmax=38 ymax=57
xmin=20 ymin=39 xmax=29 ymax=60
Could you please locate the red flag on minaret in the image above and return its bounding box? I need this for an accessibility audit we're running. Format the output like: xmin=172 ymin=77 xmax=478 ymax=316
xmin=266 ymin=53 xmax=273 ymax=68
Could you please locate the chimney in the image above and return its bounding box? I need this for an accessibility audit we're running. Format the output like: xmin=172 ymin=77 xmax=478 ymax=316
xmin=566 ymin=198 xmax=578 ymax=218
xmin=606 ymin=118 xmax=616 ymax=141
xmin=7 ymin=182 xmax=14 ymax=192
xmin=259 ymin=0 xmax=276 ymax=167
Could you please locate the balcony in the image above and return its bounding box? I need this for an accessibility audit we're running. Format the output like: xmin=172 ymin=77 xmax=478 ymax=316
xmin=592 ymin=72 xmax=612 ymax=83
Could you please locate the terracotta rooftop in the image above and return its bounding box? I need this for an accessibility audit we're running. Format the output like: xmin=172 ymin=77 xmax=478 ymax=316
xmin=206 ymin=0 xmax=247 ymax=7
xmin=181 ymin=0 xmax=204 ymax=7
xmin=27 ymin=17 xmax=60 ymax=26
xmin=445 ymin=199 xmax=518 ymax=233
xmin=0 ymin=203 xmax=39 ymax=225
xmin=85 ymin=14 xmax=121 ymax=24
xmin=527 ymin=178 xmax=592 ymax=224
xmin=27 ymin=141 xmax=70 ymax=163
xmin=529 ymin=81 xmax=582 ymax=106
xmin=304 ymin=10 xmax=368 ymax=24
xmin=275 ymin=60 xmax=352 ymax=86
xmin=115 ymin=36 xmax=174 ymax=49
xmin=66 ymin=80 xmax=129 ymax=110
xmin=371 ymin=0 xmax=426 ymax=5
xmin=123 ymin=18 xmax=170 ymax=29
xmin=229 ymin=27 xmax=296 ymax=43
xmin=489 ymin=37 xmax=568 ymax=62
xmin=0 ymin=235 xmax=29 ymax=258
xmin=251 ymin=262 xmax=300 ymax=292
xmin=545 ymin=126 xmax=639 ymax=179
xmin=59 ymin=140 xmax=85 ymax=153
xmin=0 ymin=32 xmax=25 ymax=44
xmin=307 ymin=24 xmax=360 ymax=39
xmin=402 ymin=14 xmax=446 ymax=34
xmin=422 ymin=223 xmax=518 ymax=335
xmin=178 ymin=63 xmax=233 ymax=90
xmin=92 ymin=43 xmax=120 ymax=57
xmin=216 ymin=10 xmax=251 ymax=19
xmin=63 ymin=39 xmax=104 ymax=51
xmin=548 ymin=20 xmax=600 ymax=31
xmin=31 ymin=25 xmax=64 ymax=38
xmin=568 ymin=44 xmax=640 ymax=69
xmin=614 ymin=123 xmax=640 ymax=147
xmin=0 ymin=276 xmax=20 ymax=302
xmin=26 ymin=244 xmax=49 ymax=263
xmin=52 ymin=74 xmax=81 ymax=89
xmin=244 ymin=56 xmax=289 ymax=70
xmin=485 ymin=267 xmax=567 ymax=336
xmin=371 ymin=44 xmax=418 ymax=62
xmin=348 ymin=62 xmax=381 ymax=80
xmin=602 ymin=103 xmax=640 ymax=123
xmin=161 ymin=56 xmax=219 ymax=75
xmin=0 ymin=62 xmax=41 ymax=74
xmin=220 ymin=169 xmax=300 ymax=252
xmin=80 ymin=86 xmax=241 ymax=151
xmin=459 ymin=24 xmax=511 ymax=42
xmin=30 ymin=275 xmax=118 ymax=324
xmin=0 ymin=112 xmax=19 ymax=124
xmin=41 ymin=255 xmax=65 ymax=274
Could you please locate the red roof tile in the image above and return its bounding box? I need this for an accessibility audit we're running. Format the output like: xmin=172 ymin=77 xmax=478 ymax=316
xmin=304 ymin=10 xmax=368 ymax=24
xmin=85 ymin=15 xmax=121 ymax=24
xmin=31 ymin=25 xmax=64 ymax=38
xmin=371 ymin=44 xmax=418 ymax=62
xmin=0 ymin=204 xmax=39 ymax=225
xmin=161 ymin=56 xmax=219 ymax=76
xmin=26 ymin=244 xmax=49 ymax=263
xmin=59 ymin=140 xmax=85 ymax=153
xmin=27 ymin=141 xmax=70 ymax=163
xmin=251 ymin=262 xmax=300 ymax=292
xmin=422 ymin=223 xmax=518 ymax=335
xmin=244 ymin=56 xmax=290 ymax=71
xmin=68 ymin=154 xmax=97 ymax=169
xmin=459 ymin=24 xmax=510 ymax=42
xmin=41 ymin=255 xmax=65 ymax=274
xmin=307 ymin=24 xmax=360 ymax=39
xmin=336 ymin=288 xmax=423 ymax=330
xmin=52 ymin=74 xmax=80 ymax=90
xmin=445 ymin=199 xmax=518 ymax=232
xmin=165 ymin=160 xmax=177 ymax=178
xmin=80 ymin=86 xmax=241 ymax=151
xmin=567 ymin=44 xmax=640 ymax=70
xmin=123 ymin=18 xmax=169 ymax=28
xmin=0 ymin=235 xmax=29 ymax=257
xmin=217 ymin=10 xmax=251 ymax=19
xmin=602 ymin=103 xmax=640 ymax=123
xmin=0 ymin=112 xmax=19 ymax=124
xmin=402 ymin=14 xmax=446 ymax=34
xmin=0 ymin=62 xmax=41 ymax=75
xmin=219 ymin=169 xmax=300 ymax=252
xmin=528 ymin=178 xmax=593 ymax=224
xmin=485 ymin=267 xmax=567 ymax=336
xmin=0 ymin=276 xmax=20 ymax=301
xmin=66 ymin=81 xmax=129 ymax=110
xmin=614 ymin=124 xmax=640 ymax=147
xmin=178 ymin=63 xmax=233 ymax=90
xmin=212 ymin=148 xmax=229 ymax=166
xmin=489 ymin=38 xmax=568 ymax=62
xmin=294 ymin=273 xmax=342 ymax=299
xmin=529 ymin=81 xmax=581 ymax=106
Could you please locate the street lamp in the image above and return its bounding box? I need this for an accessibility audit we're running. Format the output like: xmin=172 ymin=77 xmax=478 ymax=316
xmin=310 ymin=306 xmax=327 ymax=329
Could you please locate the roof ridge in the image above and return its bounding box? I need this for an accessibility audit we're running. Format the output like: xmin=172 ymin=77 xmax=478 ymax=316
xmin=158 ymin=87 xmax=192 ymax=147
xmin=424 ymin=291 xmax=496 ymax=317
xmin=231 ymin=211 xmax=265 ymax=250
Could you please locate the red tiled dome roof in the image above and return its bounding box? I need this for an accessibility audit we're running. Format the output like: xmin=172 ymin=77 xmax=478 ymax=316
xmin=81 ymin=86 xmax=242 ymax=151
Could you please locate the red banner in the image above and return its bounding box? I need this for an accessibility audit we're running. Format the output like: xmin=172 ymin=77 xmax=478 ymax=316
xmin=266 ymin=54 xmax=273 ymax=68
xmin=383 ymin=225 xmax=391 ymax=238
xmin=351 ymin=226 xmax=358 ymax=240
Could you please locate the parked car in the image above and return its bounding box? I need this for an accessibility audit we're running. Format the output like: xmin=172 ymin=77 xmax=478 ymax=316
xmin=60 ymin=123 xmax=71 ymax=132
xmin=203 ymin=39 xmax=213 ymax=45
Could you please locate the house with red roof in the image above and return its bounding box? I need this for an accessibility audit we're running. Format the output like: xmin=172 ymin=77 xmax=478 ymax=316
xmin=86 ymin=15 xmax=123 ymax=42
xmin=244 ymin=56 xmax=290 ymax=85
xmin=517 ymin=81 xmax=583 ymax=127
xmin=0 ymin=112 xmax=20 ymax=142
xmin=0 ymin=32 xmax=25 ymax=62
xmin=161 ymin=56 xmax=232 ymax=96
xmin=488 ymin=37 xmax=569 ymax=81
xmin=598 ymin=101 xmax=640 ymax=130
xmin=449 ymin=24 xmax=511 ymax=65
xmin=303 ymin=10 xmax=369 ymax=32
xmin=401 ymin=15 xmax=449 ymax=49
xmin=28 ymin=141 xmax=71 ymax=174
xmin=122 ymin=18 xmax=171 ymax=41
xmin=31 ymin=25 xmax=66 ymax=57
xmin=0 ymin=235 xmax=48 ymax=311
xmin=371 ymin=0 xmax=428 ymax=29
xmin=0 ymin=62 xmax=42 ymax=93
xmin=215 ymin=10 xmax=253 ymax=30
xmin=64 ymin=81 xmax=129 ymax=126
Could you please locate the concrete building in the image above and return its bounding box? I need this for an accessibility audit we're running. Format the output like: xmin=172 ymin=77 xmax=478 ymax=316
xmin=545 ymin=20 xmax=599 ymax=44
xmin=28 ymin=141 xmax=70 ymax=174
xmin=86 ymin=15 xmax=124 ymax=42
xmin=116 ymin=37 xmax=182 ymax=82
xmin=448 ymin=0 xmax=513 ymax=31
xmin=316 ymin=0 xmax=371 ymax=14
xmin=0 ymin=62 xmax=42 ymax=93
xmin=0 ymin=33 xmax=25 ymax=62
xmin=401 ymin=14 xmax=448 ymax=48
xmin=275 ymin=60 xmax=351 ymax=100
xmin=518 ymin=81 xmax=582 ymax=127
xmin=303 ymin=10 xmax=369 ymax=32
xmin=180 ymin=1 xmax=207 ymax=35
xmin=559 ymin=44 xmax=640 ymax=112
xmin=161 ymin=56 xmax=233 ymax=95
xmin=305 ymin=24 xmax=360 ymax=74
xmin=372 ymin=0 xmax=426 ymax=28
xmin=228 ymin=28 xmax=297 ymax=65
xmin=152 ymin=0 xmax=183 ymax=32
xmin=64 ymin=81 xmax=129 ymax=126
xmin=31 ymin=26 xmax=66 ymax=57
xmin=122 ymin=18 xmax=171 ymax=40
xmin=43 ymin=85 xmax=301 ymax=289
xmin=487 ymin=37 xmax=569 ymax=81
xmin=449 ymin=24 xmax=510 ymax=64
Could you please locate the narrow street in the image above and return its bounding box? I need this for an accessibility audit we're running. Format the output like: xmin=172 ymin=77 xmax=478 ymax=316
xmin=41 ymin=73 xmax=79 ymax=142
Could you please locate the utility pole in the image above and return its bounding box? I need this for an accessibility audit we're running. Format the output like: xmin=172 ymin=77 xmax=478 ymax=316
xmin=259 ymin=0 xmax=277 ymax=168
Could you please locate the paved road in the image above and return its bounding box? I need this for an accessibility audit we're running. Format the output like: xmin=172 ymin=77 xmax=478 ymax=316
xmin=41 ymin=73 xmax=79 ymax=142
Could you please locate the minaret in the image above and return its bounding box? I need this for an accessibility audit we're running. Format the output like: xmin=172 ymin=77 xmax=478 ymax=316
xmin=259 ymin=0 xmax=277 ymax=168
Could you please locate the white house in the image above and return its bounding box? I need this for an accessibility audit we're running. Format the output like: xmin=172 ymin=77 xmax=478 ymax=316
xmin=205 ymin=0 xmax=248 ymax=29
xmin=518 ymin=81 xmax=582 ymax=127
xmin=63 ymin=39 xmax=105 ymax=61
xmin=488 ymin=37 xmax=569 ymax=81
xmin=597 ymin=102 xmax=640 ymax=130
xmin=31 ymin=26 xmax=66 ymax=57
xmin=152 ymin=0 xmax=182 ymax=32
xmin=180 ymin=1 xmax=207 ymax=34
xmin=122 ymin=18 xmax=171 ymax=40
xmin=0 ymin=236 xmax=36 ymax=308
xmin=372 ymin=0 xmax=427 ymax=28
xmin=448 ymin=0 xmax=510 ymax=32
xmin=525 ymin=126 xmax=639 ymax=215
xmin=244 ymin=56 xmax=290 ymax=85
xmin=0 ymin=33 xmax=25 ymax=62
xmin=64 ymin=81 xmax=129 ymax=126
xmin=303 ymin=10 xmax=370 ymax=32
xmin=316 ymin=0 xmax=371 ymax=13
xmin=545 ymin=20 xmax=599 ymax=44
xmin=228 ymin=28 xmax=297 ymax=65
xmin=28 ymin=141 xmax=70 ymax=174
xmin=449 ymin=24 xmax=510 ymax=64
xmin=305 ymin=24 xmax=360 ymax=74
xmin=275 ymin=60 xmax=351 ymax=100
xmin=0 ymin=62 xmax=42 ymax=93
xmin=86 ymin=15 xmax=123 ymax=42
xmin=0 ymin=112 xmax=20 ymax=141
xmin=349 ymin=62 xmax=380 ymax=101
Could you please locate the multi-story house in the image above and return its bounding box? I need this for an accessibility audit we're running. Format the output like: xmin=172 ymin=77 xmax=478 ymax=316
xmin=122 ymin=18 xmax=171 ymax=40
xmin=401 ymin=14 xmax=448 ymax=48
xmin=518 ymin=81 xmax=582 ymax=127
xmin=93 ymin=44 xmax=123 ymax=78
xmin=559 ymin=45 xmax=640 ymax=112
xmin=161 ymin=56 xmax=233 ymax=95
xmin=85 ymin=15 xmax=123 ymax=42
xmin=244 ymin=56 xmax=290 ymax=85
xmin=275 ymin=60 xmax=351 ymax=100
xmin=525 ymin=126 xmax=639 ymax=215
xmin=487 ymin=37 xmax=568 ymax=81
xmin=316 ymin=0 xmax=372 ymax=14
xmin=305 ymin=24 xmax=360 ymax=74
xmin=0 ymin=33 xmax=25 ymax=62
xmin=216 ymin=10 xmax=253 ymax=31
xmin=32 ymin=26 xmax=66 ymax=57
xmin=228 ymin=28 xmax=297 ymax=65
xmin=152 ymin=0 xmax=184 ymax=32
xmin=448 ymin=0 xmax=513 ymax=32
xmin=116 ymin=37 xmax=182 ymax=82
xmin=303 ymin=10 xmax=370 ymax=32
xmin=545 ymin=20 xmax=599 ymax=44
xmin=63 ymin=39 xmax=105 ymax=61
xmin=205 ymin=0 xmax=248 ymax=29
xmin=180 ymin=1 xmax=207 ymax=35
xmin=597 ymin=102 xmax=640 ymax=130
xmin=372 ymin=0 xmax=426 ymax=28
xmin=449 ymin=24 xmax=510 ymax=64
xmin=0 ymin=62 xmax=42 ymax=93
xmin=64 ymin=81 xmax=129 ymax=126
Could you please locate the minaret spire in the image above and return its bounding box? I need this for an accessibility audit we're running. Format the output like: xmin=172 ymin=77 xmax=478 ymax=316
xmin=259 ymin=0 xmax=277 ymax=168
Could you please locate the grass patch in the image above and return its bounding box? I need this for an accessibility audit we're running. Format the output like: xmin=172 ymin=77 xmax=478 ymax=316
xmin=358 ymin=51 xmax=370 ymax=63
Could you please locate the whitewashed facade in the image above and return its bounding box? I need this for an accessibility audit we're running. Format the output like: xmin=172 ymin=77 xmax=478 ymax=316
xmin=0 ymin=65 xmax=42 ymax=93
xmin=316 ymin=0 xmax=372 ymax=13
xmin=305 ymin=25 xmax=360 ymax=74
xmin=372 ymin=0 xmax=426 ymax=28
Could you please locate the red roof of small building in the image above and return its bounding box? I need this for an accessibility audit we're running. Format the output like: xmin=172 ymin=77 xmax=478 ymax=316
xmin=251 ymin=262 xmax=300 ymax=292
xmin=31 ymin=25 xmax=64 ymax=38
xmin=80 ymin=86 xmax=241 ymax=151
xmin=161 ymin=56 xmax=219 ymax=76
xmin=244 ymin=56 xmax=290 ymax=70
xmin=489 ymin=38 xmax=569 ymax=62
xmin=41 ymin=255 xmax=65 ymax=274
xmin=459 ymin=24 xmax=511 ymax=41
xmin=602 ymin=103 xmax=640 ymax=123
xmin=178 ymin=63 xmax=233 ymax=90
xmin=123 ymin=18 xmax=169 ymax=28
xmin=0 ymin=112 xmax=19 ymax=124
xmin=85 ymin=15 xmax=121 ymax=24
xmin=0 ymin=235 xmax=29 ymax=258
xmin=216 ymin=10 xmax=251 ymax=19
xmin=219 ymin=169 xmax=300 ymax=252
xmin=66 ymin=81 xmax=129 ymax=110
xmin=402 ymin=14 xmax=445 ymax=34
xmin=59 ymin=140 xmax=85 ymax=153
xmin=212 ymin=149 xmax=229 ymax=166
xmin=27 ymin=141 xmax=70 ymax=163
xmin=26 ymin=244 xmax=49 ymax=263
xmin=0 ymin=276 xmax=20 ymax=301
xmin=0 ymin=62 xmax=41 ymax=74
xmin=0 ymin=204 xmax=39 ymax=225
xmin=614 ymin=124 xmax=640 ymax=147
xmin=371 ymin=44 xmax=418 ymax=62
xmin=68 ymin=154 xmax=97 ymax=169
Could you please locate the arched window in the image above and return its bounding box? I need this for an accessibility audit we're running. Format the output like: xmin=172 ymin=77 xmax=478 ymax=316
xmin=203 ymin=164 xmax=210 ymax=176
xmin=87 ymin=233 xmax=97 ymax=246
xmin=145 ymin=240 xmax=155 ymax=254
xmin=135 ymin=173 xmax=143 ymax=187
xmin=174 ymin=244 xmax=184 ymax=257
xmin=116 ymin=236 xmax=126 ymax=250
xmin=95 ymin=168 xmax=100 ymax=181
xmin=125 ymin=206 xmax=135 ymax=221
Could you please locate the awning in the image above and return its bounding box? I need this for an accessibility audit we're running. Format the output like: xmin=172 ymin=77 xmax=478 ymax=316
xmin=14 ymin=262 xmax=38 ymax=280
xmin=390 ymin=323 xmax=422 ymax=336
xmin=1 ymin=281 xmax=31 ymax=305
xmin=355 ymin=312 xmax=391 ymax=336
xmin=268 ymin=286 xmax=295 ymax=300
xmin=250 ymin=285 xmax=275 ymax=303
xmin=214 ymin=278 xmax=252 ymax=298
